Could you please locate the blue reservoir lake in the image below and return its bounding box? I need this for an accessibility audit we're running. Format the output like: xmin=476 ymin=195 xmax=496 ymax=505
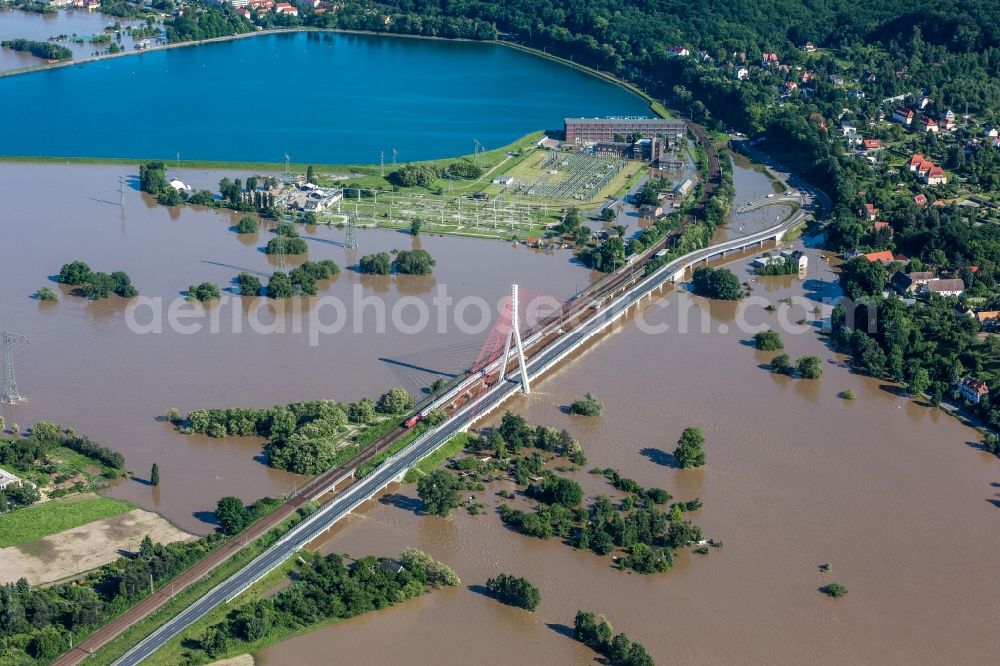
xmin=0 ymin=31 xmax=650 ymax=164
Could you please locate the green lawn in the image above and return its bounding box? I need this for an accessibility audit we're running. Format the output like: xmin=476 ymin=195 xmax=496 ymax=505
xmin=0 ymin=495 xmax=134 ymax=547
xmin=403 ymin=432 xmax=473 ymax=483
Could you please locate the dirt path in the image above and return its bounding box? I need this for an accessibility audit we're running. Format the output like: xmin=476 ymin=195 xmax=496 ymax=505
xmin=0 ymin=509 xmax=195 ymax=586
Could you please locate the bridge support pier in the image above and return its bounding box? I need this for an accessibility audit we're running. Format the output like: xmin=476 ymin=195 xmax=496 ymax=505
xmin=499 ymin=284 xmax=530 ymax=395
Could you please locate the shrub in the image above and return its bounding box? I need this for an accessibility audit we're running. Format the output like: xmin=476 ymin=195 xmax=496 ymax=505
xmin=35 ymin=287 xmax=58 ymax=301
xmin=753 ymin=329 xmax=784 ymax=351
xmin=821 ymin=582 xmax=848 ymax=598
xmin=359 ymin=252 xmax=391 ymax=275
xmin=568 ymin=392 xmax=603 ymax=416
xmin=771 ymin=353 xmax=793 ymax=375
xmin=188 ymin=282 xmax=221 ymax=302
xmin=797 ymin=355 xmax=823 ymax=379
xmin=392 ymin=249 xmax=436 ymax=275
xmin=236 ymin=216 xmax=259 ymax=233
xmin=838 ymin=389 xmax=856 ymax=400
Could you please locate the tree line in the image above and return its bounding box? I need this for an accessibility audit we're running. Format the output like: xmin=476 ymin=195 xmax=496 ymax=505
xmin=194 ymin=548 xmax=458 ymax=659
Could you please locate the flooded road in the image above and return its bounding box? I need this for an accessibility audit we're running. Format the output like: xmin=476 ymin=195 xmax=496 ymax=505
xmin=257 ymin=246 xmax=1000 ymax=665
xmin=0 ymin=162 xmax=596 ymax=533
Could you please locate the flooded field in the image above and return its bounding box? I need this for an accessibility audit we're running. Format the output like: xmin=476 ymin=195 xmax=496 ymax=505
xmin=257 ymin=243 xmax=1000 ymax=665
xmin=0 ymin=162 xmax=597 ymax=533
xmin=0 ymin=9 xmax=147 ymax=71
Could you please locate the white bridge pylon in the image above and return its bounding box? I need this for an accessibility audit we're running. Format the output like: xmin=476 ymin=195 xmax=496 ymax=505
xmin=499 ymin=284 xmax=530 ymax=394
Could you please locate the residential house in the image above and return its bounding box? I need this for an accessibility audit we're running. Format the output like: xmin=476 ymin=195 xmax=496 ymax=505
xmin=984 ymin=127 xmax=998 ymax=138
xmin=861 ymin=250 xmax=895 ymax=264
xmin=830 ymin=74 xmax=844 ymax=86
xmin=913 ymin=193 xmax=928 ymax=207
xmin=0 ymin=468 xmax=22 ymax=491
xmin=957 ymin=377 xmax=989 ymax=404
xmin=863 ymin=203 xmax=879 ymax=220
xmin=840 ymin=120 xmax=858 ymax=135
xmin=891 ymin=271 xmax=934 ymax=295
xmin=666 ymin=45 xmax=690 ymax=57
xmin=733 ymin=66 xmax=749 ymax=81
xmin=862 ymin=138 xmax=881 ymax=151
xmin=919 ymin=117 xmax=939 ymax=134
xmin=235 ymin=7 xmax=251 ymax=18
xmin=892 ymin=107 xmax=915 ymax=126
xmin=803 ymin=42 xmax=816 ymax=52
xmin=873 ymin=220 xmax=893 ymax=236
xmin=925 ymin=166 xmax=947 ymax=185
xmin=917 ymin=95 xmax=932 ymax=110
xmin=909 ymin=154 xmax=932 ymax=175
xmin=939 ymin=109 xmax=956 ymax=131
xmin=780 ymin=81 xmax=798 ymax=95
xmin=976 ymin=310 xmax=1000 ymax=327
xmin=274 ymin=2 xmax=297 ymax=15
xmin=923 ymin=278 xmax=965 ymax=297
xmin=762 ymin=52 xmax=779 ymax=66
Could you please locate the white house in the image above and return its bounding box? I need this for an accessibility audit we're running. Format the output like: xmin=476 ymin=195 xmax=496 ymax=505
xmin=733 ymin=67 xmax=749 ymax=81
xmin=492 ymin=175 xmax=516 ymax=187
xmin=923 ymin=278 xmax=964 ymax=297
xmin=0 ymin=468 xmax=22 ymax=491
xmin=957 ymin=377 xmax=989 ymax=404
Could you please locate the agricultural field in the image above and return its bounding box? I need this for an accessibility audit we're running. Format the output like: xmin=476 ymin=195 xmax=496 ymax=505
xmin=0 ymin=494 xmax=134 ymax=548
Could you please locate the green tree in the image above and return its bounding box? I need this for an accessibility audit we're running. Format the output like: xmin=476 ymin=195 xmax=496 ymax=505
xmin=796 ymin=355 xmax=823 ymax=379
xmin=35 ymin=287 xmax=58 ymax=301
xmin=392 ymin=248 xmax=436 ymax=275
xmin=188 ymin=282 xmax=221 ymax=302
xmin=839 ymin=257 xmax=886 ymax=301
xmin=754 ymin=329 xmax=784 ymax=350
xmin=771 ymin=353 xmax=793 ymax=375
xmin=568 ymin=392 xmax=603 ymax=416
xmin=267 ymin=272 xmax=293 ymax=299
xmin=674 ymin=426 xmax=705 ymax=468
xmin=692 ymin=267 xmax=742 ymax=300
xmin=358 ymin=252 xmax=392 ymax=275
xmin=416 ymin=469 xmax=461 ymax=517
xmin=306 ymin=165 xmax=317 ymax=184
xmin=485 ymin=573 xmax=541 ymax=611
xmin=237 ymin=272 xmax=262 ymax=297
xmin=150 ymin=463 xmax=160 ymax=487
xmin=236 ymin=216 xmax=259 ymax=234
xmin=58 ymin=260 xmax=92 ymax=285
xmin=200 ymin=626 xmax=228 ymax=658
xmin=821 ymin=582 xmax=848 ymax=598
xmin=410 ymin=218 xmax=423 ymax=236
xmin=215 ymin=496 xmax=249 ymax=535
xmin=601 ymin=207 xmax=617 ymax=221
xmin=347 ymin=398 xmax=377 ymax=424
xmin=376 ymin=388 xmax=413 ymax=414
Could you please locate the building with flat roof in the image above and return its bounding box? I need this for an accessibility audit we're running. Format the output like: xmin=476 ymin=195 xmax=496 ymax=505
xmin=564 ymin=117 xmax=686 ymax=146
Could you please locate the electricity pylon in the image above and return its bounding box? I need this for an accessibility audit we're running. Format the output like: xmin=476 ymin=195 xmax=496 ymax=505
xmin=345 ymin=213 xmax=358 ymax=248
xmin=1 ymin=332 xmax=27 ymax=403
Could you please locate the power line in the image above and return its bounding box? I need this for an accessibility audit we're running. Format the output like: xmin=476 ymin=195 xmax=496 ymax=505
xmin=1 ymin=331 xmax=27 ymax=403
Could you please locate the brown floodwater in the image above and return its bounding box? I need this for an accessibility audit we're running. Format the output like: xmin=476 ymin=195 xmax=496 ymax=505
xmin=0 ymin=162 xmax=597 ymax=532
xmin=0 ymin=9 xmax=147 ymax=71
xmin=257 ymin=243 xmax=1000 ymax=665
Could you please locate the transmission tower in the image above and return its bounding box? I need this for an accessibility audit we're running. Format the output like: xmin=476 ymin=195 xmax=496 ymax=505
xmin=473 ymin=139 xmax=481 ymax=166
xmin=345 ymin=213 xmax=358 ymax=248
xmin=392 ymin=148 xmax=398 ymax=168
xmin=119 ymin=175 xmax=125 ymax=208
xmin=1 ymin=332 xmax=27 ymax=403
xmin=284 ymin=153 xmax=291 ymax=182
xmin=380 ymin=151 xmax=385 ymax=177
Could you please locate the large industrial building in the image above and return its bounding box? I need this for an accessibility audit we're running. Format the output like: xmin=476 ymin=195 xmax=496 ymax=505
xmin=564 ymin=117 xmax=687 ymax=146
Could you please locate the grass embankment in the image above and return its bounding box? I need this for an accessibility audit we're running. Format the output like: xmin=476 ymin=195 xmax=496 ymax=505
xmin=354 ymin=422 xmax=430 ymax=479
xmin=0 ymin=495 xmax=134 ymax=548
xmin=87 ymin=510 xmax=303 ymax=666
xmin=402 ymin=432 xmax=473 ymax=483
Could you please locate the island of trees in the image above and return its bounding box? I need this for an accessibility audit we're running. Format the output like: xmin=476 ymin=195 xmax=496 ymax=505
xmin=574 ymin=610 xmax=655 ymax=666
xmin=1 ymin=38 xmax=71 ymax=60
xmin=176 ymin=389 xmax=414 ymax=475
xmin=692 ymin=266 xmax=743 ymax=300
xmin=412 ymin=412 xmax=714 ymax=575
xmin=57 ymin=261 xmax=137 ymax=299
xmin=193 ymin=548 xmax=458 ymax=660
xmin=485 ymin=573 xmax=540 ymax=611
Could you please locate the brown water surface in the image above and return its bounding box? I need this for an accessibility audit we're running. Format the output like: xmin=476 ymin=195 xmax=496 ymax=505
xmin=257 ymin=244 xmax=1000 ymax=665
